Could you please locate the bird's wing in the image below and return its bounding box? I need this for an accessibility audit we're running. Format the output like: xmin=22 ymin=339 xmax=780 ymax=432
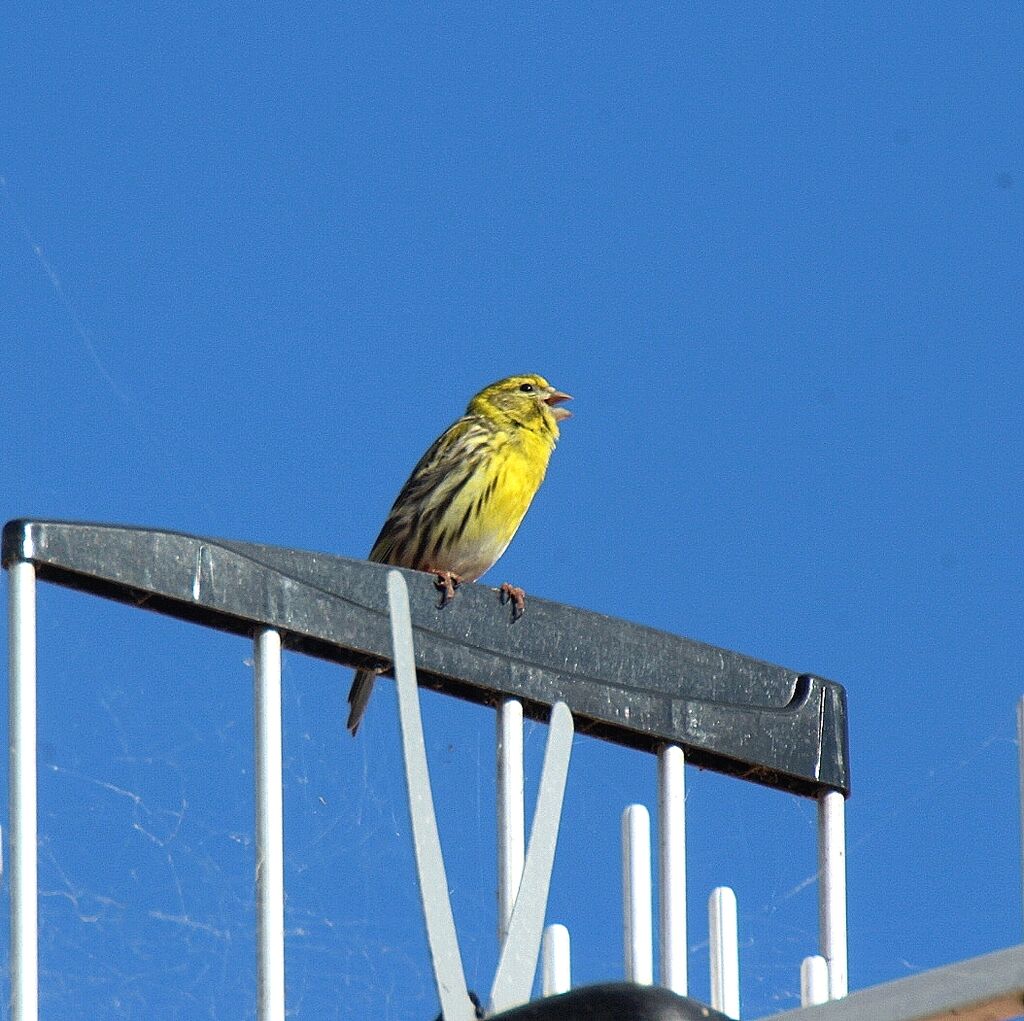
xmin=368 ymin=414 xmax=496 ymax=568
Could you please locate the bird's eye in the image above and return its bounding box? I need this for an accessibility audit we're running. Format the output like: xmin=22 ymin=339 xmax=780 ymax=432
xmin=519 ymin=383 xmax=535 ymax=393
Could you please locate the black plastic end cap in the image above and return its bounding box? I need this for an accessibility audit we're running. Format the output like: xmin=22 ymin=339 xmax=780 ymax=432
xmin=486 ymin=982 xmax=731 ymax=1021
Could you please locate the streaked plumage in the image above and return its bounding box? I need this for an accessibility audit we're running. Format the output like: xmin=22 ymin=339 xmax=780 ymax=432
xmin=346 ymin=374 xmax=571 ymax=734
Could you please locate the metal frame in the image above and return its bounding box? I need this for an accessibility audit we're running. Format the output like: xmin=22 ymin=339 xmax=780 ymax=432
xmin=4 ymin=520 xmax=855 ymax=1018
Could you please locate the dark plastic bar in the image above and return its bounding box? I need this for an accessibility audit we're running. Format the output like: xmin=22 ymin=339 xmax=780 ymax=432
xmin=2 ymin=520 xmax=849 ymax=797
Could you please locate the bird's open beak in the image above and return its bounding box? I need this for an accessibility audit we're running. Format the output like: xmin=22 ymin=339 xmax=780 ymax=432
xmin=544 ymin=390 xmax=572 ymax=421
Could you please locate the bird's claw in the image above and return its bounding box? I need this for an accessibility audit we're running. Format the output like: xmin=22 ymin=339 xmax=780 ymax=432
xmin=499 ymin=582 xmax=526 ymax=621
xmin=433 ymin=571 xmax=462 ymax=607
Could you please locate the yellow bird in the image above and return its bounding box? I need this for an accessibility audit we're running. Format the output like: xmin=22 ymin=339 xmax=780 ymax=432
xmin=346 ymin=374 xmax=572 ymax=734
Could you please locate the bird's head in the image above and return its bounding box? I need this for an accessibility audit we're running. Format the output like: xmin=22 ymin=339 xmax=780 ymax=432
xmin=468 ymin=374 xmax=573 ymax=434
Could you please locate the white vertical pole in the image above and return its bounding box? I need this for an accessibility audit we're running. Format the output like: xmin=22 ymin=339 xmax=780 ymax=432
xmin=9 ymin=561 xmax=39 ymax=1021
xmin=818 ymin=789 xmax=848 ymax=998
xmin=254 ymin=629 xmax=285 ymax=1021
xmin=622 ymin=804 xmax=653 ymax=984
xmin=497 ymin=699 xmax=525 ymax=946
xmin=489 ymin=702 xmax=574 ymax=1013
xmin=801 ymin=955 xmax=830 ymax=1006
xmin=541 ymin=923 xmax=571 ymax=996
xmin=1017 ymin=696 xmax=1024 ymax=938
xmin=658 ymin=744 xmax=687 ymax=994
xmin=709 ymin=886 xmax=739 ymax=1018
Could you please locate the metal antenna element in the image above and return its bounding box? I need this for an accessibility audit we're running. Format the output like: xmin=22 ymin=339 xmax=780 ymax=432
xmin=489 ymin=700 xmax=574 ymax=1013
xmin=497 ymin=697 xmax=526 ymax=945
xmin=709 ymin=887 xmax=740 ymax=1018
xmin=1017 ymin=696 xmax=1024 ymax=941
xmin=658 ymin=744 xmax=687 ymax=995
xmin=8 ymin=560 xmax=38 ymax=1021
xmin=387 ymin=571 xmax=477 ymax=1021
xmin=253 ymin=629 xmax=286 ymax=1021
xmin=623 ymin=804 xmax=654 ymax=985
xmin=818 ymin=790 xmax=848 ymax=998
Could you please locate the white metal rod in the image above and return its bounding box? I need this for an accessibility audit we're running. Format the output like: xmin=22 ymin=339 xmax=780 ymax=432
xmin=658 ymin=743 xmax=687 ymax=994
xmin=497 ymin=698 xmax=525 ymax=946
xmin=709 ymin=886 xmax=740 ymax=1018
xmin=254 ymin=628 xmax=286 ymax=1021
xmin=622 ymin=804 xmax=653 ymax=984
xmin=489 ymin=702 xmax=574 ymax=1013
xmin=801 ymin=954 xmax=830 ymax=1006
xmin=542 ymin=923 xmax=571 ymax=996
xmin=1017 ymin=696 xmax=1024 ymax=938
xmin=818 ymin=789 xmax=849 ymax=998
xmin=9 ymin=561 xmax=39 ymax=1021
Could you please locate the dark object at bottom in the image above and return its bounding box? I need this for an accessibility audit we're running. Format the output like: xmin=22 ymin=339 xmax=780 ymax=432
xmin=487 ymin=983 xmax=730 ymax=1020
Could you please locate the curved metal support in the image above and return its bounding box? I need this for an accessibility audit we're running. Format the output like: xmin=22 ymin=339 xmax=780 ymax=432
xmin=388 ymin=571 xmax=477 ymax=1021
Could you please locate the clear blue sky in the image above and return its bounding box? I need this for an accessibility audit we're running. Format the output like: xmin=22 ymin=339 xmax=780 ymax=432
xmin=3 ymin=4 xmax=1023 ymax=1018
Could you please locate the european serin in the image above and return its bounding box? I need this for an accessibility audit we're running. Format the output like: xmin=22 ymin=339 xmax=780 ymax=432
xmin=346 ymin=373 xmax=571 ymax=735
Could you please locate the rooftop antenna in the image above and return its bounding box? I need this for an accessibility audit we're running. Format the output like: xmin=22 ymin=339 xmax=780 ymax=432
xmin=16 ymin=519 xmax=1020 ymax=1020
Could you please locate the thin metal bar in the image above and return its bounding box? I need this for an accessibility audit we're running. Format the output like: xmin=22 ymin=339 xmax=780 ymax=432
xmin=622 ymin=804 xmax=653 ymax=984
xmin=818 ymin=790 xmax=849 ymax=998
xmin=489 ymin=702 xmax=574 ymax=1013
xmin=254 ymin=628 xmax=286 ymax=1021
xmin=497 ymin=698 xmax=525 ymax=946
xmin=542 ymin=923 xmax=571 ymax=996
xmin=709 ymin=886 xmax=740 ymax=1018
xmin=387 ymin=572 xmax=476 ymax=1021
xmin=658 ymin=743 xmax=687 ymax=994
xmin=801 ymin=955 xmax=830 ymax=1006
xmin=1017 ymin=696 xmax=1024 ymax=939
xmin=9 ymin=560 xmax=39 ymax=1021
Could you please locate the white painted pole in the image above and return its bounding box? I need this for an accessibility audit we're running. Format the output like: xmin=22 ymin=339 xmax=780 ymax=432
xmin=541 ymin=923 xmax=571 ymax=996
xmin=497 ymin=698 xmax=525 ymax=946
xmin=9 ymin=561 xmax=39 ymax=1021
xmin=253 ymin=629 xmax=286 ymax=1021
xmin=1017 ymin=696 xmax=1024 ymax=938
xmin=709 ymin=886 xmax=740 ymax=1018
xmin=489 ymin=702 xmax=574 ymax=1013
xmin=801 ymin=954 xmax=830 ymax=1006
xmin=622 ymin=804 xmax=653 ymax=984
xmin=658 ymin=744 xmax=687 ymax=994
xmin=818 ymin=790 xmax=849 ymax=998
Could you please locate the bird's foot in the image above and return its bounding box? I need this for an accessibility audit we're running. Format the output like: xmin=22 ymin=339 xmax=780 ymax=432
xmin=499 ymin=582 xmax=526 ymax=621
xmin=433 ymin=570 xmax=462 ymax=607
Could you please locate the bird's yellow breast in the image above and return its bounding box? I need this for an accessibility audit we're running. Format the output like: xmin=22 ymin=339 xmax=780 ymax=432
xmin=438 ymin=425 xmax=553 ymax=580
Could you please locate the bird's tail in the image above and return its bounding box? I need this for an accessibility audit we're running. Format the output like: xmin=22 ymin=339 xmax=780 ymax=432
xmin=346 ymin=669 xmax=376 ymax=735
